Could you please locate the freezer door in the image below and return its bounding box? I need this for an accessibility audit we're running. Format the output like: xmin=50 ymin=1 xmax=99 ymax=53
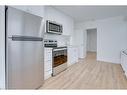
xmin=7 ymin=7 xmax=43 ymax=37
xmin=6 ymin=36 xmax=44 ymax=89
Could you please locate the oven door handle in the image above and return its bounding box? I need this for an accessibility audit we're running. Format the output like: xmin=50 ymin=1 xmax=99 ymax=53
xmin=53 ymin=48 xmax=67 ymax=51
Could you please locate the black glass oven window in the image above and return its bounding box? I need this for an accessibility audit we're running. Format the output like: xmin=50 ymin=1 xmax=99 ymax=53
xmin=53 ymin=50 xmax=67 ymax=67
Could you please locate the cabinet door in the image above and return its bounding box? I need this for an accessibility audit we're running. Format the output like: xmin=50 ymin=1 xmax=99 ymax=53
xmin=44 ymin=48 xmax=52 ymax=59
xmin=44 ymin=60 xmax=52 ymax=72
xmin=68 ymin=47 xmax=79 ymax=66
xmin=44 ymin=52 xmax=52 ymax=62
xmin=44 ymin=48 xmax=52 ymax=80
xmin=78 ymin=46 xmax=85 ymax=58
xmin=68 ymin=48 xmax=73 ymax=65
xmin=73 ymin=48 xmax=78 ymax=63
xmin=121 ymin=52 xmax=127 ymax=72
xmin=75 ymin=48 xmax=79 ymax=62
xmin=124 ymin=55 xmax=127 ymax=72
xmin=44 ymin=70 xmax=52 ymax=80
xmin=121 ymin=52 xmax=125 ymax=71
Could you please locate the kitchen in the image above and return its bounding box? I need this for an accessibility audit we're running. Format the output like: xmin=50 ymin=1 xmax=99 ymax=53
xmin=0 ymin=5 xmax=80 ymax=89
xmin=1 ymin=5 xmax=127 ymax=89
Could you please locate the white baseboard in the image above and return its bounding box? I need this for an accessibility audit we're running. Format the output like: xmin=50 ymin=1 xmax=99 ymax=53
xmin=97 ymin=57 xmax=120 ymax=64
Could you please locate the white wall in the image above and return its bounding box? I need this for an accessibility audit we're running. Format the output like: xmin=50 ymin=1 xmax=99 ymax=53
xmin=11 ymin=6 xmax=45 ymax=18
xmin=72 ymin=29 xmax=87 ymax=58
xmin=87 ymin=29 xmax=97 ymax=52
xmin=96 ymin=16 xmax=127 ymax=64
xmin=75 ymin=16 xmax=127 ymax=64
xmin=72 ymin=29 xmax=85 ymax=46
xmin=44 ymin=34 xmax=71 ymax=46
xmin=0 ymin=6 xmax=5 ymax=89
xmin=44 ymin=6 xmax=74 ymax=46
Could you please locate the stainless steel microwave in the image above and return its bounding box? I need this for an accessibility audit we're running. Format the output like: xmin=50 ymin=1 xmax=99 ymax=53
xmin=46 ymin=20 xmax=63 ymax=35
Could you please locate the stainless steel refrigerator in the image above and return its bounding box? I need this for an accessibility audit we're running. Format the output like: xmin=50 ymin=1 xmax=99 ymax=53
xmin=5 ymin=6 xmax=44 ymax=89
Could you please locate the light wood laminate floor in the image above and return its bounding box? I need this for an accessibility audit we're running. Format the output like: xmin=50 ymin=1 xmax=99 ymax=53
xmin=40 ymin=52 xmax=127 ymax=89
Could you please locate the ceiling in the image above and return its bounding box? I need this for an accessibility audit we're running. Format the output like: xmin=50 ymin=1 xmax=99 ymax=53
xmin=53 ymin=6 xmax=127 ymax=22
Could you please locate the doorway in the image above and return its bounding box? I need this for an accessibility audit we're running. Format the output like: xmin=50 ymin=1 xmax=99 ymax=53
xmin=86 ymin=28 xmax=97 ymax=59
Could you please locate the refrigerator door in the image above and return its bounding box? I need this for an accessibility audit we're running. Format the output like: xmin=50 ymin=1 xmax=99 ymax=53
xmin=6 ymin=7 xmax=44 ymax=89
xmin=7 ymin=7 xmax=43 ymax=37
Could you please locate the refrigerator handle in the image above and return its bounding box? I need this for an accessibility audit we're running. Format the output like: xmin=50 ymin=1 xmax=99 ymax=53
xmin=8 ymin=35 xmax=43 ymax=41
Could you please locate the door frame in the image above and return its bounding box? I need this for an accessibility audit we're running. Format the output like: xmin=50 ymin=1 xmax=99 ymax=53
xmin=84 ymin=28 xmax=97 ymax=60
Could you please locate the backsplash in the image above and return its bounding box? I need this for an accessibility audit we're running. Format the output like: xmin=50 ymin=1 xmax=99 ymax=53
xmin=44 ymin=33 xmax=70 ymax=46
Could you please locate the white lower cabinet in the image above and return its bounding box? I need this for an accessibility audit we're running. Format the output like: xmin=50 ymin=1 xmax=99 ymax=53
xmin=68 ymin=46 xmax=78 ymax=66
xmin=121 ymin=51 xmax=127 ymax=78
xmin=78 ymin=45 xmax=85 ymax=58
xmin=44 ymin=48 xmax=52 ymax=80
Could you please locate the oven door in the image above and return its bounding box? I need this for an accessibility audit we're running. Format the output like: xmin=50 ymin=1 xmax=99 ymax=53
xmin=53 ymin=48 xmax=67 ymax=76
xmin=53 ymin=48 xmax=67 ymax=67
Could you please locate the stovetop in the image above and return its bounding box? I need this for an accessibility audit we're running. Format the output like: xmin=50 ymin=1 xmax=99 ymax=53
xmin=44 ymin=39 xmax=67 ymax=49
xmin=44 ymin=39 xmax=57 ymax=47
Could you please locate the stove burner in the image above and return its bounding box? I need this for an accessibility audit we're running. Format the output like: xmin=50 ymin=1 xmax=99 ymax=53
xmin=44 ymin=39 xmax=57 ymax=47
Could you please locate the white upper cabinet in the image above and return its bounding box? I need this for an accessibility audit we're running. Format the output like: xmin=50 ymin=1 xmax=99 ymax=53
xmin=10 ymin=6 xmax=45 ymax=17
